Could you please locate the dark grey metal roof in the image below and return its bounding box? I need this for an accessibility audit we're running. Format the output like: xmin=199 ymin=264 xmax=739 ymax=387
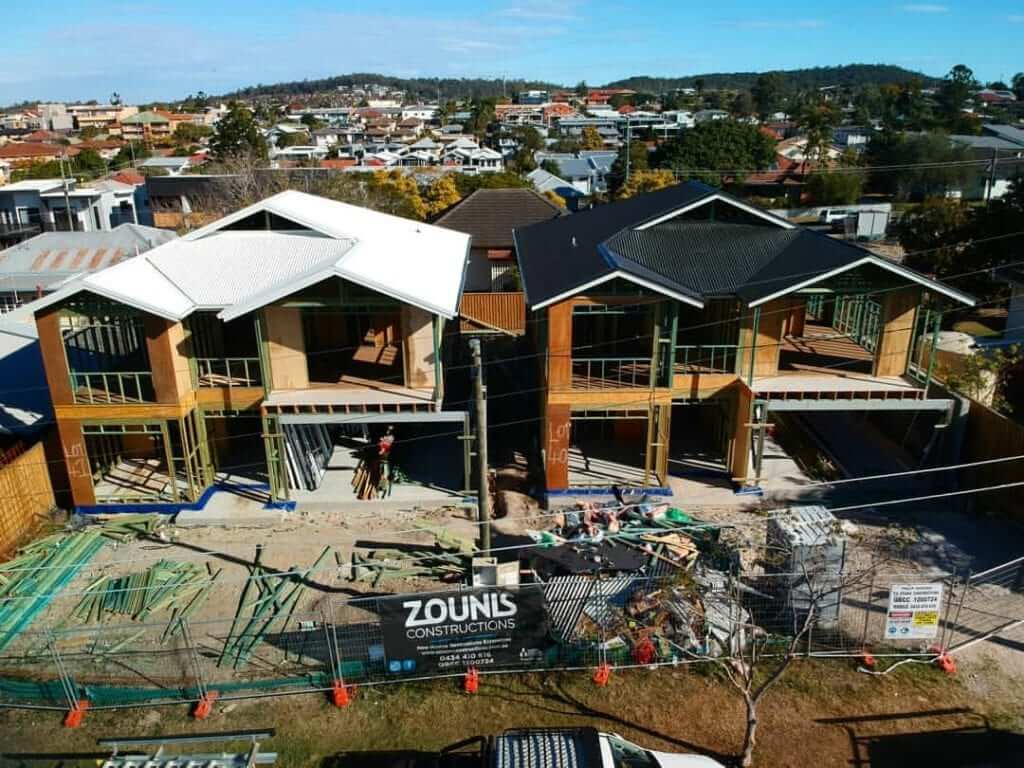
xmin=514 ymin=180 xmax=975 ymax=308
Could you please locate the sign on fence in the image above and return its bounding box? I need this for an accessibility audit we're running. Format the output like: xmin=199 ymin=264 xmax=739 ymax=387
xmin=885 ymin=583 xmax=943 ymax=640
xmin=379 ymin=586 xmax=549 ymax=674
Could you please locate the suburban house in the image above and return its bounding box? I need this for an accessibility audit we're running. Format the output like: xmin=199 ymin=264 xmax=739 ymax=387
xmin=67 ymin=104 xmax=139 ymax=133
xmin=119 ymin=111 xmax=173 ymax=143
xmin=513 ymin=182 xmax=975 ymax=496
xmin=435 ymin=188 xmax=564 ymax=336
xmin=0 ymin=178 xmax=140 ymax=246
xmin=0 ymin=142 xmax=77 ymax=168
xmin=535 ymin=151 xmax=617 ymax=197
xmin=30 ymin=190 xmax=472 ymax=511
xmin=0 ymin=226 xmax=178 ymax=440
xmin=0 ymin=223 xmax=176 ymax=313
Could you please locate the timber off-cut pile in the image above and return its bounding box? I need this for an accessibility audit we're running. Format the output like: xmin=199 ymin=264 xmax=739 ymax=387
xmin=218 ymin=546 xmax=332 ymax=670
xmin=351 ymin=430 xmax=396 ymax=500
xmin=70 ymin=559 xmax=219 ymax=638
xmin=0 ymin=515 xmax=163 ymax=651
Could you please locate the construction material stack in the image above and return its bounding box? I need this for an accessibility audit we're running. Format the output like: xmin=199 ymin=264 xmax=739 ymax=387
xmin=766 ymin=506 xmax=847 ymax=631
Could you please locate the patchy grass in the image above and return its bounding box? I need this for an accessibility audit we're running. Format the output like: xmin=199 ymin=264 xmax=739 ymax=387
xmin=1 ymin=661 xmax=1020 ymax=767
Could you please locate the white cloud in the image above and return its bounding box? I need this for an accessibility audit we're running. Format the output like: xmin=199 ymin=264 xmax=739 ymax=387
xmin=498 ymin=2 xmax=583 ymax=21
xmin=900 ymin=4 xmax=949 ymax=13
xmin=1009 ymin=14 xmax=1024 ymax=22
xmin=718 ymin=19 xmax=826 ymax=29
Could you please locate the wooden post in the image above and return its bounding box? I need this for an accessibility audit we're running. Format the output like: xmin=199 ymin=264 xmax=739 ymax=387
xmin=547 ymin=301 xmax=573 ymax=389
xmin=56 ymin=419 xmax=96 ymax=507
xmin=36 ymin=306 xmax=74 ymax=405
xmin=873 ymin=288 xmax=921 ymax=378
xmin=729 ymin=383 xmax=754 ymax=487
xmin=470 ymin=339 xmax=490 ymax=553
xmin=545 ymin=403 xmax=571 ymax=490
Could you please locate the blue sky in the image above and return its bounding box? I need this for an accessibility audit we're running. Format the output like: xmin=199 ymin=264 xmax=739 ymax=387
xmin=4 ymin=1 xmax=1023 ymax=103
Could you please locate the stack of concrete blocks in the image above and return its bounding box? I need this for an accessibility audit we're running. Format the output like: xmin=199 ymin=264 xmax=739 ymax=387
xmin=766 ymin=505 xmax=847 ymax=631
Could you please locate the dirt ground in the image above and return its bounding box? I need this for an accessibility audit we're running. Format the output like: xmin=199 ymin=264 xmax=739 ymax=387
xmin=1 ymin=658 xmax=1022 ymax=767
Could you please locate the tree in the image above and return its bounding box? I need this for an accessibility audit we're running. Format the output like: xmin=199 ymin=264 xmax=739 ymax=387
xmin=468 ymin=98 xmax=496 ymax=136
xmin=543 ymin=190 xmax=566 ymax=208
xmin=866 ymin=131 xmax=974 ymax=200
xmin=300 ymin=113 xmax=325 ymax=131
xmin=987 ymin=80 xmax=1010 ymax=91
xmin=78 ymin=125 xmax=101 ymax=141
xmin=898 ymin=197 xmax=971 ymax=276
xmin=574 ymin=80 xmax=588 ymax=97
xmin=549 ymin=136 xmax=582 ymax=153
xmin=751 ymin=73 xmax=785 ymax=118
xmin=453 ymin=171 xmax=530 ymax=196
xmin=943 ymin=345 xmax=1023 ymax=414
xmin=540 ymin=159 xmax=562 ymax=176
xmin=731 ymin=91 xmax=756 ymax=118
xmin=804 ymin=171 xmax=864 ymax=205
xmin=653 ymin=120 xmax=777 ymax=186
xmin=610 ymin=140 xmax=650 ymax=194
xmin=275 ymin=131 xmax=310 ymax=148
xmin=797 ymin=101 xmax=840 ymax=169
xmin=366 ymin=170 xmax=427 ymax=220
xmin=423 ymin=174 xmax=462 ymax=217
xmin=579 ymin=126 xmax=605 ymax=150
xmin=694 ymin=78 xmax=706 ymax=95
xmin=211 ymin=102 xmax=268 ymax=160
xmin=1013 ymin=73 xmax=1024 ymax=101
xmin=75 ymin=149 xmax=107 ymax=176
xmin=110 ymin=92 xmax=122 ymax=106
xmin=616 ymin=169 xmax=676 ymax=199
xmin=173 ymin=122 xmax=213 ymax=144
xmin=937 ymin=64 xmax=978 ymax=128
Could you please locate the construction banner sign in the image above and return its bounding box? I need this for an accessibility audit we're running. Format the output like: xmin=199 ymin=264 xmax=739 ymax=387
xmin=885 ymin=583 xmax=943 ymax=640
xmin=379 ymin=586 xmax=549 ymax=674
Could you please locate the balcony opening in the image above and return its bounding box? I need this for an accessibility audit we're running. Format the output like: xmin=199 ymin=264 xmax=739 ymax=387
xmin=61 ymin=299 xmax=154 ymax=403
xmin=674 ymin=300 xmax=741 ymax=375
xmin=571 ymin=303 xmax=656 ymax=389
xmin=779 ymin=295 xmax=876 ymax=376
xmin=303 ymin=308 xmax=404 ymax=388
xmin=567 ymin=411 xmax=660 ymax=489
xmin=189 ymin=311 xmax=262 ymax=388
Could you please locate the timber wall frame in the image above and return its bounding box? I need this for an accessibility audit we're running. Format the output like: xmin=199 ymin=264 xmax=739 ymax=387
xmin=540 ymin=285 xmax=952 ymax=493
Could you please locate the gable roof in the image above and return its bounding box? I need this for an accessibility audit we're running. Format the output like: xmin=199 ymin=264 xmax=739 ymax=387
xmin=514 ymin=181 xmax=975 ymax=310
xmin=433 ymin=188 xmax=564 ymax=249
xmin=0 ymin=224 xmax=177 ymax=292
xmin=27 ymin=190 xmax=471 ymax=322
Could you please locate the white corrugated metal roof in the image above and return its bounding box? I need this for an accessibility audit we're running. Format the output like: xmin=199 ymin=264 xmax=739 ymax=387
xmin=25 ymin=190 xmax=471 ymax=321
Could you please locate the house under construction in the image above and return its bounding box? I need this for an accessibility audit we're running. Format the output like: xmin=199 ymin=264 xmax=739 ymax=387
xmin=513 ymin=182 xmax=975 ymax=494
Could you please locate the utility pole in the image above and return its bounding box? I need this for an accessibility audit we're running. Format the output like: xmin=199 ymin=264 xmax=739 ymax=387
xmin=58 ymin=154 xmax=74 ymax=231
xmin=625 ymin=120 xmax=632 ymax=184
xmin=986 ymin=147 xmax=999 ymax=206
xmin=469 ymin=338 xmax=491 ymax=554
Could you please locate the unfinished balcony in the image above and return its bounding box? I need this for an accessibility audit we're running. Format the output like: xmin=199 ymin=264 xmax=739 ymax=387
xmin=61 ymin=307 xmax=156 ymax=405
xmin=188 ymin=312 xmax=263 ymax=389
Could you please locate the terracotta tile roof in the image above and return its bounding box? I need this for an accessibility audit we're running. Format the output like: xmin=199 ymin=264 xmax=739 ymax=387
xmin=320 ymin=158 xmax=357 ymax=169
xmin=0 ymin=142 xmax=76 ymax=159
xmin=433 ymin=187 xmax=565 ymax=248
xmin=111 ymin=171 xmax=145 ymax=185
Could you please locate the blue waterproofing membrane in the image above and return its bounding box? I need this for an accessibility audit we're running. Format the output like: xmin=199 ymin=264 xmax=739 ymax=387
xmin=74 ymin=482 xmax=296 ymax=515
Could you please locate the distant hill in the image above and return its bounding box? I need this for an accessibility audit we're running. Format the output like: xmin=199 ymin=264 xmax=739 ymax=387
xmin=603 ymin=64 xmax=940 ymax=93
xmin=224 ymin=73 xmax=563 ymax=101
xmin=218 ymin=64 xmax=938 ymax=103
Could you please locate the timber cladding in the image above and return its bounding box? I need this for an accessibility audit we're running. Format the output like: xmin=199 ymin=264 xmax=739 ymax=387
xmin=0 ymin=442 xmax=56 ymax=557
xmin=960 ymin=398 xmax=1024 ymax=515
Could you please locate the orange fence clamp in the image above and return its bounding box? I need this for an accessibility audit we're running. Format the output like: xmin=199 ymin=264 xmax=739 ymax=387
xmin=592 ymin=663 xmax=612 ymax=686
xmin=63 ymin=700 xmax=89 ymax=728
xmin=331 ymin=680 xmax=356 ymax=708
xmin=935 ymin=652 xmax=957 ymax=675
xmin=860 ymin=650 xmax=876 ymax=669
xmin=463 ymin=667 xmax=479 ymax=694
xmin=192 ymin=691 xmax=219 ymax=720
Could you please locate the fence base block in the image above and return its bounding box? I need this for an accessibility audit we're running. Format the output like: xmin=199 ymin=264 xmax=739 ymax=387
xmin=192 ymin=691 xmax=220 ymax=720
xmin=63 ymin=700 xmax=89 ymax=728
xmin=463 ymin=667 xmax=479 ymax=694
xmin=331 ymin=680 xmax=356 ymax=708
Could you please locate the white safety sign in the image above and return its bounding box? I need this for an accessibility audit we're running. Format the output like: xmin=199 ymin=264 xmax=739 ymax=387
xmin=885 ymin=583 xmax=943 ymax=640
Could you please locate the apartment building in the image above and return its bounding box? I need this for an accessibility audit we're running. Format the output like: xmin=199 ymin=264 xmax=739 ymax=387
xmin=31 ymin=191 xmax=471 ymax=511
xmin=67 ymin=104 xmax=139 ymax=133
xmin=514 ymin=182 xmax=975 ymax=495
xmin=0 ymin=178 xmax=140 ymax=247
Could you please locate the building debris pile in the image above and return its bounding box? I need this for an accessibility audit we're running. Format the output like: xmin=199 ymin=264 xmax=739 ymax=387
xmin=351 ymin=429 xmax=398 ymax=500
xmin=69 ymin=559 xmax=219 ymax=637
xmin=532 ymin=501 xmax=758 ymax=663
xmin=0 ymin=516 xmax=163 ymax=651
xmin=218 ymin=546 xmax=332 ymax=670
